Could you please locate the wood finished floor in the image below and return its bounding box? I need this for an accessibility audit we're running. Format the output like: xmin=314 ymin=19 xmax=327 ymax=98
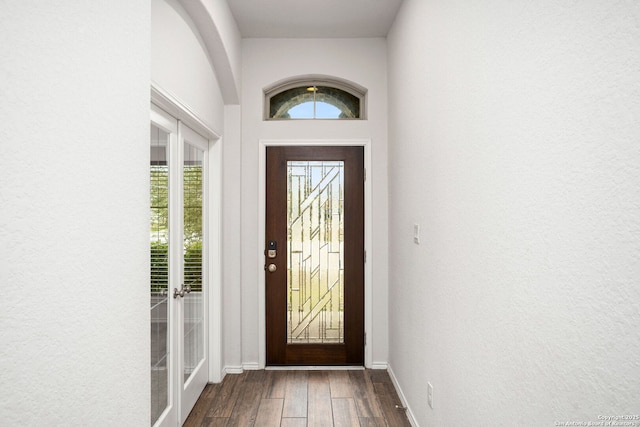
xmin=184 ymin=369 xmax=412 ymax=427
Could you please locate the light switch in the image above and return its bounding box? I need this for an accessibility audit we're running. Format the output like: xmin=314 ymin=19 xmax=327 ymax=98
xmin=413 ymin=223 xmax=420 ymax=245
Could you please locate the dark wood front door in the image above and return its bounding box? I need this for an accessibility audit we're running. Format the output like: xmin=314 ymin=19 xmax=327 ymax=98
xmin=265 ymin=146 xmax=364 ymax=365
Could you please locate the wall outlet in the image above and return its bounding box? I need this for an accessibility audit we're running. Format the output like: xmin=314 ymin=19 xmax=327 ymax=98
xmin=413 ymin=223 xmax=420 ymax=244
xmin=427 ymin=382 xmax=434 ymax=409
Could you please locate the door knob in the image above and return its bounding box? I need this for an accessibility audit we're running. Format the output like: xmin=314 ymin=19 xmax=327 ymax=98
xmin=267 ymin=263 xmax=277 ymax=273
xmin=173 ymin=284 xmax=191 ymax=299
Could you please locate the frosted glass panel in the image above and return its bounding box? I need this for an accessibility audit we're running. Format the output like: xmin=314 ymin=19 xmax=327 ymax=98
xmin=287 ymin=161 xmax=344 ymax=343
xmin=183 ymin=142 xmax=204 ymax=383
xmin=150 ymin=124 xmax=169 ymax=426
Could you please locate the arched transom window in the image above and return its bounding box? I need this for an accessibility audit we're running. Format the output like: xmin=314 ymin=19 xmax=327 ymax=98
xmin=265 ymin=76 xmax=366 ymax=120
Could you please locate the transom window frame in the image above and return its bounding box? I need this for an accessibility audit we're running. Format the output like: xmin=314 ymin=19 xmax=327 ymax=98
xmin=264 ymin=75 xmax=368 ymax=121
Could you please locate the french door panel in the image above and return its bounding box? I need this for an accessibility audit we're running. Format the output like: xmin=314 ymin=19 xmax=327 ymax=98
xmin=265 ymin=145 xmax=364 ymax=366
xmin=151 ymin=108 xmax=178 ymax=427
xmin=179 ymin=125 xmax=208 ymax=426
xmin=150 ymin=105 xmax=208 ymax=427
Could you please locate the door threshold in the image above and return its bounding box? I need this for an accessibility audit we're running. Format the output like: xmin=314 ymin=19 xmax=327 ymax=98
xmin=265 ymin=366 xmax=365 ymax=371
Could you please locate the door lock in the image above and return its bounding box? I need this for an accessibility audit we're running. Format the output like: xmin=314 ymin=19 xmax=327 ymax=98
xmin=266 ymin=240 xmax=277 ymax=258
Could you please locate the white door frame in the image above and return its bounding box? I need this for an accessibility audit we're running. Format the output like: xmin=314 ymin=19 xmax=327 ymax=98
xmin=151 ymin=84 xmax=222 ymax=427
xmin=257 ymin=139 xmax=373 ymax=368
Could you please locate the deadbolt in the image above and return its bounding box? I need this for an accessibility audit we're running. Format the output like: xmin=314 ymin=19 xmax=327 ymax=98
xmin=267 ymin=240 xmax=277 ymax=258
xmin=267 ymin=263 xmax=277 ymax=273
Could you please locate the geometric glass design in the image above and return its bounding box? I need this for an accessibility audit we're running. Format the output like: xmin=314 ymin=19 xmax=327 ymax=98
xmin=287 ymin=161 xmax=344 ymax=343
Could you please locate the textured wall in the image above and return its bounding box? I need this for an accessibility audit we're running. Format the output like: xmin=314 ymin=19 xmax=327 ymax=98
xmin=387 ymin=0 xmax=640 ymax=425
xmin=0 ymin=1 xmax=150 ymax=426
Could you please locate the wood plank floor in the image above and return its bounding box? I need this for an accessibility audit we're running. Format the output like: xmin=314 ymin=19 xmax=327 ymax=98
xmin=184 ymin=369 xmax=412 ymax=427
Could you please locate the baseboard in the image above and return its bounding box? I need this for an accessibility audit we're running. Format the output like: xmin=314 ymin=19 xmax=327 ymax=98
xmin=387 ymin=364 xmax=419 ymax=427
xmin=223 ymin=365 xmax=244 ymax=375
xmin=369 ymin=362 xmax=388 ymax=370
xmin=242 ymin=362 xmax=261 ymax=371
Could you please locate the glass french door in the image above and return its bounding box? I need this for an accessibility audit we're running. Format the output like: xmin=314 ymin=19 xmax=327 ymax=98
xmin=150 ymin=105 xmax=208 ymax=427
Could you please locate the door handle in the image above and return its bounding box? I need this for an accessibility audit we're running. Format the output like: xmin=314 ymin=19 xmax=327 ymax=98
xmin=173 ymin=284 xmax=191 ymax=299
xmin=266 ymin=263 xmax=277 ymax=273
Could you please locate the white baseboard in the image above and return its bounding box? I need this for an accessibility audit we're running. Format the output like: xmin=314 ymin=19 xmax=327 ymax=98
xmin=223 ymin=365 xmax=244 ymax=375
xmin=370 ymin=362 xmax=388 ymax=370
xmin=242 ymin=362 xmax=261 ymax=371
xmin=387 ymin=364 xmax=419 ymax=427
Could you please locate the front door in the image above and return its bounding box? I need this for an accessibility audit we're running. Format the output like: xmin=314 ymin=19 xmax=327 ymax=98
xmin=265 ymin=146 xmax=364 ymax=365
xmin=150 ymin=105 xmax=208 ymax=427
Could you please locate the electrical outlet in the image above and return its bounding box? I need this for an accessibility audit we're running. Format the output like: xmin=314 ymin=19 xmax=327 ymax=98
xmin=427 ymin=382 xmax=434 ymax=409
xmin=413 ymin=223 xmax=420 ymax=244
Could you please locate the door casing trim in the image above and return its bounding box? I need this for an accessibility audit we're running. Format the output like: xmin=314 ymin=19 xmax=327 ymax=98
xmin=151 ymin=83 xmax=224 ymax=385
xmin=258 ymin=139 xmax=373 ymax=368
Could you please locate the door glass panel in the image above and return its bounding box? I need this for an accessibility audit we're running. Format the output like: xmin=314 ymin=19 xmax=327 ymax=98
xmin=183 ymin=142 xmax=204 ymax=382
xmin=287 ymin=161 xmax=344 ymax=343
xmin=150 ymin=124 xmax=169 ymax=425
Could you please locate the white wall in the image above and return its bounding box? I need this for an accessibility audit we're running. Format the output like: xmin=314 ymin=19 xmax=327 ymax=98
xmin=387 ymin=0 xmax=640 ymax=425
xmin=0 ymin=2 xmax=150 ymax=426
xmin=222 ymin=105 xmax=243 ymax=371
xmin=240 ymin=38 xmax=389 ymax=368
xmin=174 ymin=0 xmax=242 ymax=105
xmin=152 ymin=0 xmax=225 ymax=132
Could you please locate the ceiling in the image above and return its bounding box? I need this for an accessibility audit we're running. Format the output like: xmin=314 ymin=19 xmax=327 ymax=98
xmin=226 ymin=0 xmax=403 ymax=38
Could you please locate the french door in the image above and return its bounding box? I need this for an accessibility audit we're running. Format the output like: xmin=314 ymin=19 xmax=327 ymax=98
xmin=150 ymin=105 xmax=208 ymax=427
xmin=265 ymin=146 xmax=365 ymax=365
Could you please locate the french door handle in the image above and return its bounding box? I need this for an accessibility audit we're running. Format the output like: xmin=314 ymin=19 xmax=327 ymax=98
xmin=173 ymin=284 xmax=190 ymax=299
